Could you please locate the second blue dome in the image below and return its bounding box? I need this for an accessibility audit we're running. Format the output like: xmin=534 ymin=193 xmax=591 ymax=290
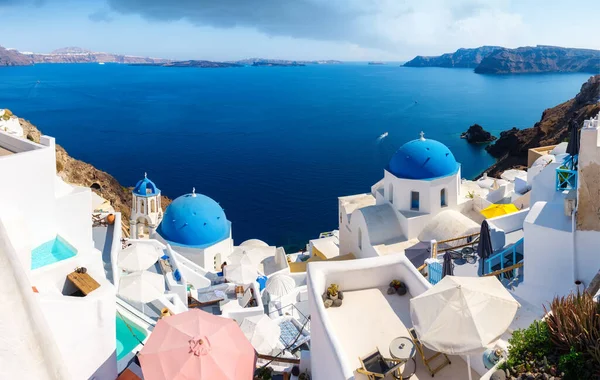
xmin=157 ymin=192 xmax=230 ymax=247
xmin=388 ymin=138 xmax=459 ymax=180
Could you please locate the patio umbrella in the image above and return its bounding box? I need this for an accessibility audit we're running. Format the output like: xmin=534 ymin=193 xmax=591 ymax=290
xmin=118 ymin=243 xmax=161 ymax=272
xmin=480 ymin=204 xmax=519 ymax=219
xmin=264 ymin=275 xmax=296 ymax=298
xmin=118 ymin=271 xmax=165 ymax=303
xmin=477 ymin=220 xmax=494 ymax=276
xmin=410 ymin=276 xmax=520 ymax=380
xmin=566 ymin=119 xmax=580 ymax=157
xmin=442 ymin=252 xmax=454 ymax=278
xmin=239 ymin=315 xmax=281 ymax=355
xmin=404 ymin=241 xmax=431 ymax=268
xmin=139 ymin=309 xmax=256 ymax=380
xmin=224 ymin=263 xmax=257 ymax=284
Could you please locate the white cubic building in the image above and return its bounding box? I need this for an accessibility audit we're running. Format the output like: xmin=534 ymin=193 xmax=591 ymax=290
xmin=0 ymin=129 xmax=116 ymax=380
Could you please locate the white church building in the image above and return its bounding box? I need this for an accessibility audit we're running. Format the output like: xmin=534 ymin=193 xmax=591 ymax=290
xmin=339 ymin=132 xmax=480 ymax=259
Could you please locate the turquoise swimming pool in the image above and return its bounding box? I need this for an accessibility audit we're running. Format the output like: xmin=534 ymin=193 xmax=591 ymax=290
xmin=31 ymin=236 xmax=77 ymax=270
xmin=116 ymin=314 xmax=147 ymax=360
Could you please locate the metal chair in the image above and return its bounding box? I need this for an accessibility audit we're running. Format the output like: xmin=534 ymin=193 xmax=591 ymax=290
xmin=357 ymin=347 xmax=403 ymax=379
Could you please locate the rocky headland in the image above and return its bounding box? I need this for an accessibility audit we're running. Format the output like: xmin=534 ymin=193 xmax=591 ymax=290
xmin=482 ymin=75 xmax=600 ymax=177
xmin=17 ymin=115 xmax=171 ymax=221
xmin=461 ymin=124 xmax=497 ymax=144
xmin=405 ymin=45 xmax=600 ymax=74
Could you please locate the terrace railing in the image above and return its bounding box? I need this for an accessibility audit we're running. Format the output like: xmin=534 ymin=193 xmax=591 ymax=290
xmin=432 ymin=232 xmax=480 ymax=258
xmin=485 ymin=237 xmax=524 ymax=277
xmin=556 ymin=155 xmax=578 ymax=191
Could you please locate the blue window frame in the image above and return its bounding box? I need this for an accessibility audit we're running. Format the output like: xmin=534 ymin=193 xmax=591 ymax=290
xmin=411 ymin=191 xmax=419 ymax=210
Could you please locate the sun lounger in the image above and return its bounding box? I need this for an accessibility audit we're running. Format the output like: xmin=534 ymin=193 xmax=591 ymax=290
xmin=408 ymin=327 xmax=451 ymax=377
xmin=356 ymin=347 xmax=403 ymax=380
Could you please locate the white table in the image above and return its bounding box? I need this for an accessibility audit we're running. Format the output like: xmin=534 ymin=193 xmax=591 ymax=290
xmin=389 ymin=337 xmax=416 ymax=379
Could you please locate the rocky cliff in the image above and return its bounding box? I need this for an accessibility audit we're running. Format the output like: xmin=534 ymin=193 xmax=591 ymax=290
xmin=475 ymin=45 xmax=600 ymax=74
xmin=0 ymin=46 xmax=33 ymax=66
xmin=482 ymin=75 xmax=600 ymax=177
xmin=404 ymin=45 xmax=600 ymax=74
xmin=404 ymin=46 xmax=502 ymax=68
xmin=18 ymin=117 xmax=171 ymax=222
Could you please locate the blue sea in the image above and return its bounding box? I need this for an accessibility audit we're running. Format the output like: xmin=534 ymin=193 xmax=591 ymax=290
xmin=0 ymin=63 xmax=591 ymax=250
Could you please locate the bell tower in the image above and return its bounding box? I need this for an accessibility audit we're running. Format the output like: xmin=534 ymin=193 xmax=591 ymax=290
xmin=130 ymin=173 xmax=163 ymax=239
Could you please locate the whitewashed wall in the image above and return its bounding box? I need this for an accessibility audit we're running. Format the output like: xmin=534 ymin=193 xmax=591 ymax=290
xmin=56 ymin=186 xmax=93 ymax=250
xmin=0 ymin=134 xmax=57 ymax=247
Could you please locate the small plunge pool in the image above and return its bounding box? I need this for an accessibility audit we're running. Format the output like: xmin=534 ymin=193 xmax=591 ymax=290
xmin=116 ymin=314 xmax=147 ymax=361
xmin=31 ymin=236 xmax=77 ymax=270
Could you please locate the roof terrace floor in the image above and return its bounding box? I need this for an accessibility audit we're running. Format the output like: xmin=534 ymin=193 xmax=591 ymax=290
xmin=326 ymin=287 xmax=477 ymax=380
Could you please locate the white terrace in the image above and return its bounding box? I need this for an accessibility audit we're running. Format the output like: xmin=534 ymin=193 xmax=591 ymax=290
xmin=308 ymin=254 xmax=479 ymax=380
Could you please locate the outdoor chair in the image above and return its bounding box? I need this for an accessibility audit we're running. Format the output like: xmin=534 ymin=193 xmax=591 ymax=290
xmin=356 ymin=347 xmax=403 ymax=380
xmin=408 ymin=328 xmax=451 ymax=377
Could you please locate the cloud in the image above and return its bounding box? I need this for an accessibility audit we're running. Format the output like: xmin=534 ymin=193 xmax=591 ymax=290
xmin=89 ymin=9 xmax=114 ymax=23
xmin=104 ymin=0 xmax=526 ymax=53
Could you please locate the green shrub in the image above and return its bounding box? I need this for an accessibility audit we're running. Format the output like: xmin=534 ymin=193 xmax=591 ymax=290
xmin=558 ymin=347 xmax=586 ymax=380
xmin=545 ymin=291 xmax=600 ymax=369
xmin=502 ymin=320 xmax=552 ymax=372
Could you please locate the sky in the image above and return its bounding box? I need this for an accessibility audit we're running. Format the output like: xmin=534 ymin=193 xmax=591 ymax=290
xmin=0 ymin=0 xmax=598 ymax=61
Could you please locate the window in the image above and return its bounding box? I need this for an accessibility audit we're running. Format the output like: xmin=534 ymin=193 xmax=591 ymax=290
xmin=339 ymin=212 xmax=343 ymax=224
xmin=388 ymin=183 xmax=394 ymax=203
xmin=411 ymin=191 xmax=420 ymax=210
xmin=358 ymin=228 xmax=362 ymax=250
xmin=140 ymin=200 xmax=145 ymax=213
xmin=151 ymin=199 xmax=156 ymax=213
xmin=441 ymin=188 xmax=447 ymax=207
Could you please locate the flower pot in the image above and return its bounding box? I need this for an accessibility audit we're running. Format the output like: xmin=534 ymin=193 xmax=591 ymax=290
xmin=106 ymin=214 xmax=115 ymax=225
xmin=329 ymin=292 xmax=339 ymax=300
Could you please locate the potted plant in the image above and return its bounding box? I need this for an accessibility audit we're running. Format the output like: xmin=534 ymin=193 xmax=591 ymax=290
xmin=327 ymin=284 xmax=339 ymax=300
xmin=298 ymin=371 xmax=311 ymax=380
xmin=389 ymin=279 xmax=407 ymax=295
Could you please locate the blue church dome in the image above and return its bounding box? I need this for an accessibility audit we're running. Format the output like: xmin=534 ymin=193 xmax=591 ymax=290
xmin=157 ymin=191 xmax=230 ymax=248
xmin=387 ymin=134 xmax=459 ymax=180
xmin=133 ymin=174 xmax=160 ymax=197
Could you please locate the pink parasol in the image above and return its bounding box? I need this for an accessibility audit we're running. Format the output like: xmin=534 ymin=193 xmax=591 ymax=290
xmin=139 ymin=309 xmax=256 ymax=380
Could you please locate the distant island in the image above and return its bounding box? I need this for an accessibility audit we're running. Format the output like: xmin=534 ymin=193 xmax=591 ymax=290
xmin=0 ymin=46 xmax=343 ymax=68
xmin=0 ymin=46 xmax=170 ymax=65
xmin=160 ymin=60 xmax=241 ymax=68
xmin=233 ymin=58 xmax=341 ymax=66
xmin=250 ymin=61 xmax=305 ymax=67
xmin=368 ymin=62 xmax=384 ymax=65
xmin=404 ymin=46 xmax=500 ymax=69
xmin=404 ymin=45 xmax=600 ymax=74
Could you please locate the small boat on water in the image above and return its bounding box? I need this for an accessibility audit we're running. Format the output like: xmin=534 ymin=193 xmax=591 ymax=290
xmin=98 ymin=62 xmax=105 ymax=65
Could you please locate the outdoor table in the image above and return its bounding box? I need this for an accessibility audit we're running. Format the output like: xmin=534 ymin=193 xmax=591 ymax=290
xmin=67 ymin=271 xmax=100 ymax=296
xmin=389 ymin=336 xmax=416 ymax=379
